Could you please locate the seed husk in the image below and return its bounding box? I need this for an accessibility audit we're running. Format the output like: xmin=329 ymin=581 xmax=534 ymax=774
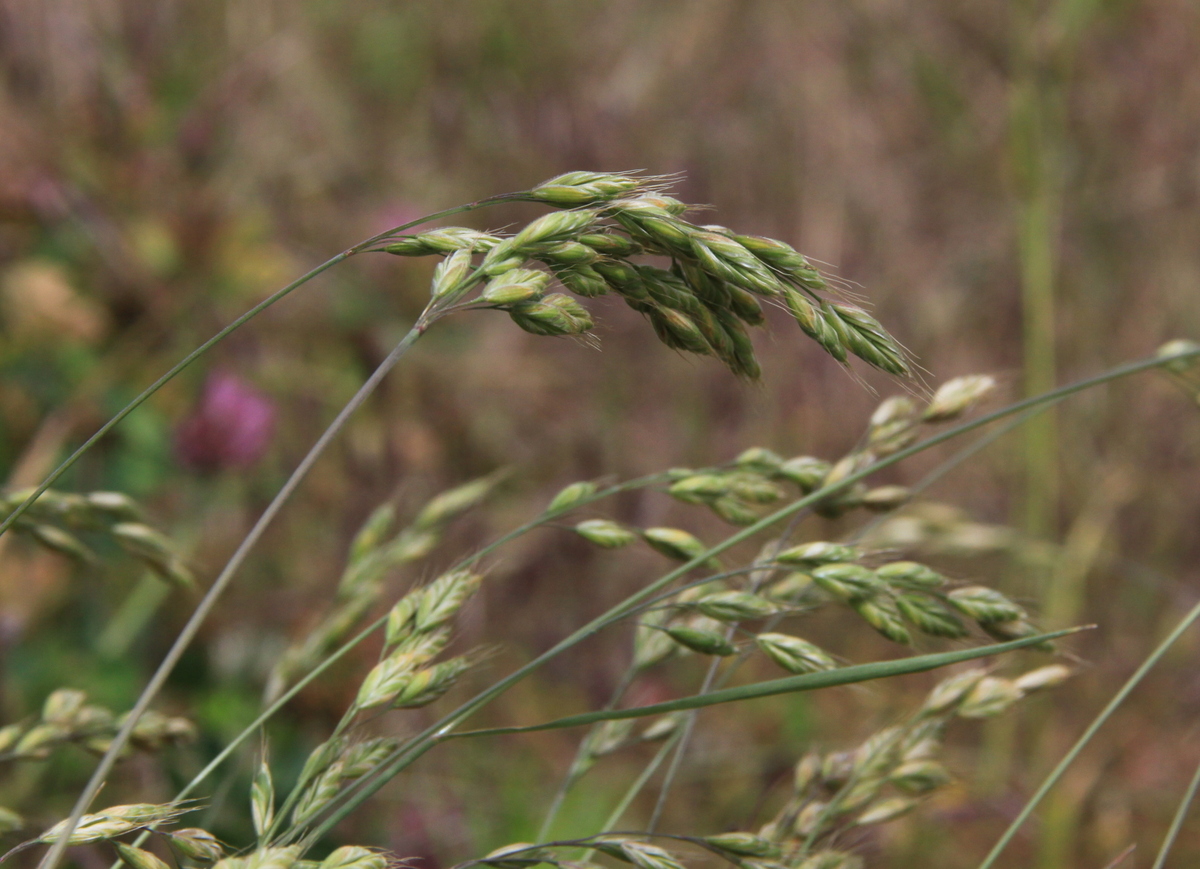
xmin=574 ymin=519 xmax=638 ymax=548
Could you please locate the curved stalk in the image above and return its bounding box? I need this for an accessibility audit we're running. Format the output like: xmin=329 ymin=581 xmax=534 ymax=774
xmin=1151 ymin=753 xmax=1200 ymax=869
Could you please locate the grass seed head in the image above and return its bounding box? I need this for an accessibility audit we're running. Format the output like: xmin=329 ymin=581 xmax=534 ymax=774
xmin=83 ymin=491 xmax=144 ymax=521
xmin=532 ymin=240 xmax=599 ymax=267
xmin=633 ymin=611 xmax=680 ymax=670
xmin=527 ymin=172 xmax=644 ymax=207
xmin=809 ymin=303 xmax=850 ymax=364
xmin=15 ymin=723 xmax=68 ymax=759
xmin=392 ymin=656 xmax=472 ymax=707
xmin=946 ymin=586 xmax=1026 ymax=624
xmin=776 ymin=541 xmax=859 ymax=568
xmin=574 ymin=519 xmax=638 ymax=548
xmin=810 ymin=563 xmax=881 ymax=602
xmin=620 ymin=842 xmax=686 ymax=869
xmin=730 ymin=233 xmax=812 ymax=273
xmin=641 ymin=527 xmax=713 ymax=564
xmin=115 ymin=843 xmax=172 ymax=869
xmin=708 ymin=495 xmax=760 ymax=526
xmin=355 ymin=652 xmax=422 ymax=710
xmin=348 ymin=503 xmax=396 ymax=565
xmin=981 ymin=617 xmax=1046 ymax=647
xmin=894 ymin=594 xmax=968 ymax=638
xmin=640 ymin=714 xmax=682 ymax=742
xmin=922 ymin=375 xmax=998 ymax=422
xmin=481 ymin=843 xmax=548 ymax=869
xmin=480 ymin=269 xmax=550 ymax=306
xmin=38 ymin=803 xmax=189 ymax=845
xmin=756 ymin=633 xmax=836 ymax=675
xmin=870 ymin=396 xmax=917 ymax=428
xmin=793 ymin=801 xmax=828 ymax=837
xmin=413 ymin=476 xmax=497 ymax=530
xmin=667 ymin=474 xmax=731 ymax=502
xmin=320 ymin=846 xmax=388 ymax=869
xmin=862 ymin=485 xmax=911 ymax=511
xmin=430 ymin=249 xmax=474 ymax=300
xmin=384 ymin=228 xmax=500 ymax=256
xmin=702 ymin=833 xmax=782 ymax=859
xmin=593 ymin=259 xmax=649 ymax=299
xmin=168 ymin=828 xmax=224 ymax=863
xmin=921 ymin=668 xmax=987 ymax=715
xmin=778 ymin=456 xmax=833 ymax=492
xmin=28 ymin=524 xmax=94 ymax=563
xmin=512 ymin=209 xmax=598 ymax=251
xmin=41 ymin=689 xmax=86 ymax=726
xmin=509 ymin=294 xmax=594 ymax=336
xmin=726 ymin=473 xmax=784 ymax=504
xmin=553 ymin=263 xmax=609 ymax=297
xmin=546 ymin=481 xmax=597 ymax=513
xmin=290 ymin=765 xmax=344 ymax=826
xmin=110 ymin=523 xmax=193 ymax=589
xmin=957 ymin=676 xmax=1024 ymax=718
xmin=874 ymin=561 xmax=947 ymax=589
xmin=665 ymin=623 xmax=737 ymax=656
xmin=579 ymin=232 xmax=642 ymax=257
xmin=852 ymin=597 xmax=913 ymax=644
xmin=735 ymin=446 xmax=784 ymax=473
xmin=414 ymin=569 xmax=483 ymax=633
xmin=610 ymin=205 xmax=694 ymax=258
xmin=0 ymin=724 xmax=23 ymax=753
xmin=793 ymin=751 xmax=824 ymax=794
xmin=796 ymin=853 xmax=863 ymax=869
xmin=339 ymin=737 xmax=400 ymax=778
xmin=694 ymin=591 xmax=778 ymax=622
xmin=1014 ymin=664 xmax=1073 ymax=693
xmin=855 ymin=796 xmax=921 ymax=826
xmin=1157 ymin=338 xmax=1200 ymax=373
xmin=889 ymin=759 xmax=951 ymax=795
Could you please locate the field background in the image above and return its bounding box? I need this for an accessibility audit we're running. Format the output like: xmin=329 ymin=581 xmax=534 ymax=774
xmin=2 ymin=2 xmax=1200 ymax=866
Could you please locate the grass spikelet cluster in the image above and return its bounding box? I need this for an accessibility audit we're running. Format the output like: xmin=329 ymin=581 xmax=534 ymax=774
xmin=0 ymin=487 xmax=192 ymax=588
xmin=376 ymin=172 xmax=911 ymax=379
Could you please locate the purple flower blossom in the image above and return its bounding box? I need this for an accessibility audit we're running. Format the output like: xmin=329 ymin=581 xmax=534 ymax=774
xmin=175 ymin=371 xmax=276 ymax=472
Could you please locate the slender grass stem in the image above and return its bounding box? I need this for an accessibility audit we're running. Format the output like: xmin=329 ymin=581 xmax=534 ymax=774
xmin=299 ymin=348 xmax=1197 ymax=850
xmin=603 ymin=732 xmax=681 ymax=833
xmin=978 ymin=590 xmax=1200 ymax=868
xmin=537 ymin=667 xmax=638 ymax=841
xmin=1151 ymin=752 xmax=1200 ymax=869
xmin=645 ymin=657 xmax=719 ymax=833
xmin=647 ymin=541 xmax=790 ymax=831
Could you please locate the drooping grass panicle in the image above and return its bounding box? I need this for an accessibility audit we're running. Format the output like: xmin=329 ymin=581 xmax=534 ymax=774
xmin=376 ymin=172 xmax=913 ymax=379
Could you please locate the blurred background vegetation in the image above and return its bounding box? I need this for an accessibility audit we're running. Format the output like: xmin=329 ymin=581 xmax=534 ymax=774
xmin=1 ymin=1 xmax=1199 ymax=866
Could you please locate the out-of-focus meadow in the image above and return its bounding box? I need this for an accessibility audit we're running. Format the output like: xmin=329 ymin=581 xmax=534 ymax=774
xmin=1 ymin=1 xmax=1199 ymax=866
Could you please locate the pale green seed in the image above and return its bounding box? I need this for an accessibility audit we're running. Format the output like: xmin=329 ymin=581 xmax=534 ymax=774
xmin=547 ymin=481 xmax=597 ymax=513
xmin=574 ymin=519 xmax=638 ymax=548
